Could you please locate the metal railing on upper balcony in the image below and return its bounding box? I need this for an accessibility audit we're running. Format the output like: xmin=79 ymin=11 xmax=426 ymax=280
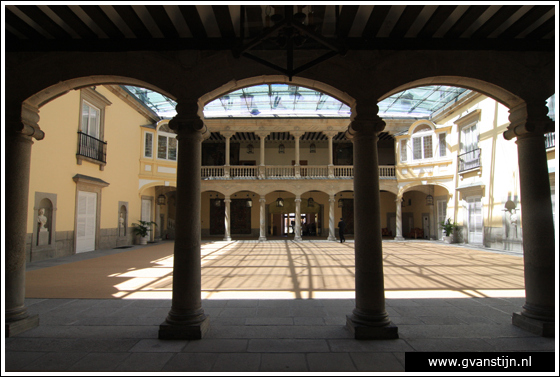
xmin=77 ymin=132 xmax=107 ymax=163
xmin=545 ymin=132 xmax=555 ymax=149
xmin=201 ymin=165 xmax=395 ymax=180
xmin=458 ymin=148 xmax=481 ymax=172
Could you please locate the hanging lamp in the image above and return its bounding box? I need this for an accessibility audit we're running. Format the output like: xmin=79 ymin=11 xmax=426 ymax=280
xmin=276 ymin=193 xmax=284 ymax=207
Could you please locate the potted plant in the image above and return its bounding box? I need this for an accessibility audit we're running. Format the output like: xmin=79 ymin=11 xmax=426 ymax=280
xmin=439 ymin=218 xmax=458 ymax=243
xmin=132 ymin=220 xmax=157 ymax=245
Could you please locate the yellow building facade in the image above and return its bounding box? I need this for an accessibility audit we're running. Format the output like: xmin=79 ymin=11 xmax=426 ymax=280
xmin=25 ymin=85 xmax=555 ymax=262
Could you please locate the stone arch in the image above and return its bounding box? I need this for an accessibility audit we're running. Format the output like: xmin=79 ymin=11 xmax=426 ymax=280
xmin=198 ymin=75 xmax=357 ymax=119
xmin=25 ymin=76 xmax=176 ymax=110
xmin=398 ymin=182 xmax=452 ymax=198
xmin=139 ymin=181 xmax=177 ymax=196
xmin=379 ymin=76 xmax=524 ymax=111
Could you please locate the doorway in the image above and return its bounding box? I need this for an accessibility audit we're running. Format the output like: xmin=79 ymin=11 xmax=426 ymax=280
xmin=76 ymin=191 xmax=97 ymax=253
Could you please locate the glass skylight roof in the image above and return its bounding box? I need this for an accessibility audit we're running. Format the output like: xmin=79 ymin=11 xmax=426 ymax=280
xmin=123 ymin=84 xmax=469 ymax=120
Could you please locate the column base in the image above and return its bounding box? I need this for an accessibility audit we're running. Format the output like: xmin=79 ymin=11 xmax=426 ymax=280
xmin=328 ymin=236 xmax=336 ymax=241
xmin=512 ymin=312 xmax=554 ymax=338
xmin=294 ymin=236 xmax=302 ymax=242
xmin=258 ymin=236 xmax=267 ymax=241
xmin=346 ymin=315 xmax=399 ymax=339
xmin=6 ymin=314 xmax=39 ymax=337
xmin=394 ymin=236 xmax=405 ymax=241
xmin=159 ymin=316 xmax=210 ymax=340
xmin=223 ymin=236 xmax=232 ymax=241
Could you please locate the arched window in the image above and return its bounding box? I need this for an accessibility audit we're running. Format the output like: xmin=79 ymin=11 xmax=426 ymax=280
xmin=411 ymin=124 xmax=434 ymax=160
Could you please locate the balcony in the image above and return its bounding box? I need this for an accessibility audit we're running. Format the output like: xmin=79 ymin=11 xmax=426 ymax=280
xmin=545 ymin=132 xmax=555 ymax=149
xmin=458 ymin=148 xmax=481 ymax=173
xmin=201 ymin=165 xmax=395 ymax=180
xmin=77 ymin=131 xmax=107 ymax=164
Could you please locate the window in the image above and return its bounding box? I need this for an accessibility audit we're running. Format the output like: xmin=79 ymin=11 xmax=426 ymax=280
xmin=413 ymin=135 xmax=433 ymax=160
xmin=461 ymin=124 xmax=479 ymax=154
xmin=144 ymin=132 xmax=153 ymax=158
xmin=459 ymin=123 xmax=480 ymax=171
xmin=77 ymin=88 xmax=111 ymax=169
xmin=82 ymin=101 xmax=100 ymax=138
xmin=156 ymin=123 xmax=178 ymax=161
xmin=400 ymin=139 xmax=408 ymax=162
xmin=455 ymin=110 xmax=482 ymax=172
xmin=439 ymin=133 xmax=447 ymax=157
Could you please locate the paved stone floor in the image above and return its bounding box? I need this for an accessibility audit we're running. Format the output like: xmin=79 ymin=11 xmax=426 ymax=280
xmin=4 ymin=240 xmax=556 ymax=373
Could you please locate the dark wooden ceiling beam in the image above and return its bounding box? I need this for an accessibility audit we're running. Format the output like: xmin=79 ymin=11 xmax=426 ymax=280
xmin=113 ymin=5 xmax=152 ymax=39
xmin=178 ymin=5 xmax=207 ymax=39
xmin=212 ymin=5 xmax=235 ymax=39
xmin=337 ymin=5 xmax=360 ymax=37
xmin=498 ymin=5 xmax=555 ymax=39
xmin=244 ymin=5 xmax=264 ymax=38
xmin=390 ymin=5 xmax=425 ymax=38
xmin=309 ymin=5 xmax=326 ymax=33
xmin=526 ymin=17 xmax=555 ymax=39
xmin=80 ymin=5 xmax=125 ymax=39
xmin=48 ymin=5 xmax=98 ymax=39
xmin=362 ymin=5 xmax=391 ymax=38
xmin=444 ymin=5 xmax=491 ymax=39
xmin=417 ymin=5 xmax=457 ymax=38
xmin=14 ymin=5 xmax=73 ymax=39
xmin=470 ymin=5 xmax=523 ymax=39
xmin=146 ymin=5 xmax=180 ymax=39
xmin=5 ymin=8 xmax=47 ymax=39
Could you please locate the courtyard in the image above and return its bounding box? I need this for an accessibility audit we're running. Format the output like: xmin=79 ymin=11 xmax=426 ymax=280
xmin=5 ymin=240 xmax=554 ymax=373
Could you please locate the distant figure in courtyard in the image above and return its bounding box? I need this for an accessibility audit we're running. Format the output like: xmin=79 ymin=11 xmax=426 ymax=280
xmin=338 ymin=217 xmax=346 ymax=243
xmin=510 ymin=209 xmax=518 ymax=239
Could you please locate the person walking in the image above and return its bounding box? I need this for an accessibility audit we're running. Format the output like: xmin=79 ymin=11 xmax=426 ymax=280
xmin=338 ymin=217 xmax=346 ymax=243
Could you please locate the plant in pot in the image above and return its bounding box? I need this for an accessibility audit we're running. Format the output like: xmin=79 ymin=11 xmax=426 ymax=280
xmin=439 ymin=218 xmax=458 ymax=243
xmin=132 ymin=220 xmax=157 ymax=245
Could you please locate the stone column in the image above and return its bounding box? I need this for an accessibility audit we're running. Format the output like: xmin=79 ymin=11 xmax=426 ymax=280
xmin=345 ymin=103 xmax=398 ymax=339
xmin=159 ymin=101 xmax=210 ymax=339
xmin=505 ymin=102 xmax=555 ymax=337
xmin=292 ymin=131 xmax=304 ymax=178
xmin=395 ymin=194 xmax=405 ymax=241
xmin=154 ymin=199 xmax=161 ymax=240
xmin=223 ymin=195 xmax=232 ymax=241
xmin=256 ymin=131 xmax=269 ymax=179
xmin=325 ymin=131 xmax=337 ymax=178
xmin=294 ymin=195 xmax=302 ymax=241
xmin=328 ymin=195 xmax=337 ymax=241
xmin=5 ymin=102 xmax=43 ymax=336
xmin=222 ymin=131 xmax=234 ymax=179
xmin=259 ymin=195 xmax=267 ymax=241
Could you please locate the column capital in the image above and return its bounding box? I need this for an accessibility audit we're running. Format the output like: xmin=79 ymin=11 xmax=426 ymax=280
xmin=7 ymin=102 xmax=45 ymax=140
xmin=504 ymin=101 xmax=554 ymax=140
xmin=169 ymin=101 xmax=208 ymax=139
xmin=255 ymin=131 xmax=270 ymax=139
xmin=220 ymin=131 xmax=235 ymax=139
xmin=291 ymin=131 xmax=305 ymax=139
xmin=347 ymin=103 xmax=385 ymax=138
xmin=324 ymin=131 xmax=339 ymax=139
xmin=259 ymin=197 xmax=266 ymax=203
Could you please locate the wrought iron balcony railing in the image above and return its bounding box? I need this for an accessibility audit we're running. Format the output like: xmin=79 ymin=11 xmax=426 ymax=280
xmin=458 ymin=148 xmax=481 ymax=172
xmin=77 ymin=131 xmax=107 ymax=163
xmin=545 ymin=132 xmax=555 ymax=149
